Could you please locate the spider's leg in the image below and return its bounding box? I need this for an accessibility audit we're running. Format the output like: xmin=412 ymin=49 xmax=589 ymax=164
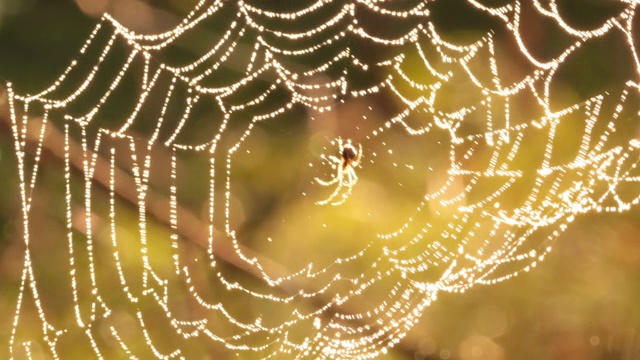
xmin=329 ymin=156 xmax=343 ymax=165
xmin=316 ymin=167 xmax=344 ymax=205
xmin=331 ymin=186 xmax=351 ymax=206
xmin=331 ymin=168 xmax=356 ymax=206
xmin=331 ymin=197 xmax=348 ymax=206
xmin=347 ymin=167 xmax=358 ymax=186
xmin=332 ymin=166 xmax=361 ymax=206
xmin=331 ymin=184 xmax=352 ymax=206
xmin=315 ymin=176 xmax=340 ymax=186
xmin=343 ymin=168 xmax=353 ymax=187
xmin=315 ymin=157 xmax=343 ymax=186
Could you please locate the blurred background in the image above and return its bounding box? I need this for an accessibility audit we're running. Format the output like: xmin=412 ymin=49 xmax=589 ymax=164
xmin=1 ymin=0 xmax=640 ymax=359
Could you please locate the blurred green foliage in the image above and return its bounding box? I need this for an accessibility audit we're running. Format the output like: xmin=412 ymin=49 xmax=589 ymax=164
xmin=1 ymin=1 xmax=640 ymax=359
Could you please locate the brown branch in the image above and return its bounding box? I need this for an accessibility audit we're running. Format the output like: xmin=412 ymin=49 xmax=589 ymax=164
xmin=0 ymin=86 xmax=431 ymax=358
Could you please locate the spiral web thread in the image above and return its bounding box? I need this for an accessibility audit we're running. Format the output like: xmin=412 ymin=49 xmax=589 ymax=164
xmin=4 ymin=0 xmax=640 ymax=358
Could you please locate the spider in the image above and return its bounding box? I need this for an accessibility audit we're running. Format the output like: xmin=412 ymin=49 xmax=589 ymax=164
xmin=315 ymin=138 xmax=363 ymax=206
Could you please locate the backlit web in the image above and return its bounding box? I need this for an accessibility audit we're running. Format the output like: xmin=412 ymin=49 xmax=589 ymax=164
xmin=3 ymin=0 xmax=640 ymax=358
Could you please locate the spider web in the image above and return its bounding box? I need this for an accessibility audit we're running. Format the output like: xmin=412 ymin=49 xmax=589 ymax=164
xmin=3 ymin=0 xmax=640 ymax=358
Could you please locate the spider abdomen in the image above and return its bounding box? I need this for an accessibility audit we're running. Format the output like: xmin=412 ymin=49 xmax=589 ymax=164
xmin=342 ymin=145 xmax=358 ymax=166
